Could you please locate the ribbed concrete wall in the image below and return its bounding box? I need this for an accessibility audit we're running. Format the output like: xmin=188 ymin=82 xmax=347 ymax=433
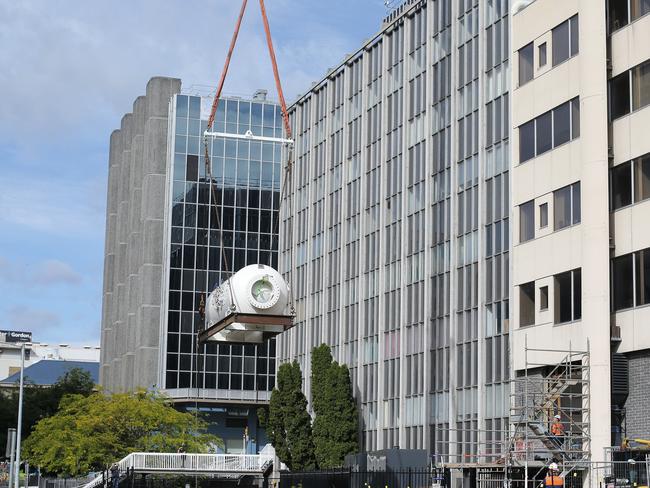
xmin=100 ymin=76 xmax=181 ymax=392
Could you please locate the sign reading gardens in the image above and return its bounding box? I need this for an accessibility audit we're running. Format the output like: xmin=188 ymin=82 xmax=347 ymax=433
xmin=0 ymin=330 xmax=32 ymax=343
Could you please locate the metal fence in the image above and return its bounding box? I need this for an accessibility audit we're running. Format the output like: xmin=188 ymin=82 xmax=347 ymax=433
xmin=278 ymin=468 xmax=447 ymax=488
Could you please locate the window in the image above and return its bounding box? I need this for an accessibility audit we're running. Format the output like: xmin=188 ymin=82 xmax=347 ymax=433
xmin=552 ymin=15 xmax=579 ymax=66
xmin=554 ymin=182 xmax=581 ymax=230
xmin=519 ymin=42 xmax=534 ymax=86
xmin=610 ymin=0 xmax=629 ymax=31
xmin=636 ymin=249 xmax=650 ymax=306
xmin=610 ymin=70 xmax=631 ymax=119
xmin=520 ymin=282 xmax=536 ymax=326
xmin=570 ymin=15 xmax=579 ymax=57
xmin=539 ymin=43 xmax=547 ymax=67
xmin=519 ymin=98 xmax=580 ymax=163
xmin=520 ymin=200 xmax=535 ymax=242
xmin=540 ymin=285 xmax=549 ymax=310
xmin=611 ymin=162 xmax=633 ymax=210
xmin=635 ymin=154 xmax=650 ymax=201
xmin=612 ymin=247 xmax=650 ymax=311
xmin=632 ymin=61 xmax=650 ymax=110
xmin=536 ymin=112 xmax=553 ymax=154
xmin=610 ymin=153 xmax=650 ymax=210
xmin=553 ymin=102 xmax=571 ymax=146
xmin=610 ymin=59 xmax=650 ymax=120
xmin=555 ymin=268 xmax=581 ymax=324
xmin=540 ymin=203 xmax=548 ymax=228
xmin=609 ymin=0 xmax=650 ymax=32
xmin=612 ymin=253 xmax=634 ymax=310
xmin=519 ymin=120 xmax=536 ymax=162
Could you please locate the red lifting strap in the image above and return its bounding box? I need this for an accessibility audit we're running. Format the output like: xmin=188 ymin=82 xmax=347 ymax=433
xmin=206 ymin=0 xmax=292 ymax=140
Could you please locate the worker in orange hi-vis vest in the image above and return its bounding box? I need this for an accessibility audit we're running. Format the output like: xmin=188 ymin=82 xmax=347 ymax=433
xmin=545 ymin=463 xmax=564 ymax=487
xmin=550 ymin=414 xmax=565 ymax=449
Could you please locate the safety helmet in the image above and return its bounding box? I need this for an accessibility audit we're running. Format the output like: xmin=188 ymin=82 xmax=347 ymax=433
xmin=554 ymin=415 xmax=561 ymax=419
xmin=549 ymin=462 xmax=559 ymax=471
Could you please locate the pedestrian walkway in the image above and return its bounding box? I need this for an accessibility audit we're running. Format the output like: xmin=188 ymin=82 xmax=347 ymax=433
xmin=81 ymin=453 xmax=273 ymax=488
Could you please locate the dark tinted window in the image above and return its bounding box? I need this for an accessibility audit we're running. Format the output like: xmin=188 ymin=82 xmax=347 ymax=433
xmin=520 ymin=200 xmax=535 ymax=242
xmin=553 ymin=102 xmax=571 ymax=146
xmin=635 ymin=154 xmax=650 ymax=202
xmin=552 ymin=19 xmax=570 ymax=66
xmin=555 ymin=271 xmax=572 ymax=323
xmin=632 ymin=60 xmax=650 ymax=111
xmin=540 ymin=202 xmax=548 ymax=228
xmin=519 ymin=120 xmax=536 ymax=163
xmin=571 ymin=98 xmax=580 ymax=138
xmin=539 ymin=43 xmax=547 ymax=67
xmin=570 ymin=15 xmax=579 ymax=56
xmin=611 ymin=162 xmax=632 ymax=210
xmin=573 ymin=269 xmax=582 ymax=320
xmin=520 ymin=282 xmax=536 ymax=326
xmin=612 ymin=254 xmax=634 ymax=310
xmin=519 ymin=43 xmax=534 ymax=86
xmin=555 ymin=269 xmax=581 ymax=323
xmin=610 ymin=71 xmax=631 ymax=119
xmin=572 ymin=182 xmax=581 ymax=225
xmin=609 ymin=0 xmax=629 ymax=32
xmin=536 ymin=112 xmax=553 ymax=155
xmin=554 ymin=185 xmax=572 ymax=230
xmin=636 ymin=249 xmax=650 ymax=306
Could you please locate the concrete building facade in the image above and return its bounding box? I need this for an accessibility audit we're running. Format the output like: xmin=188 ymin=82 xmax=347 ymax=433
xmin=510 ymin=0 xmax=650 ymax=480
xmin=280 ymin=0 xmax=511 ymax=460
xmin=100 ymin=77 xmax=282 ymax=453
xmin=279 ymin=0 xmax=650 ymax=475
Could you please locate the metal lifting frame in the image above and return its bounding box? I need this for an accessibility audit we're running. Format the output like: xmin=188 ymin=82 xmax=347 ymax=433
xmin=204 ymin=0 xmax=292 ymax=140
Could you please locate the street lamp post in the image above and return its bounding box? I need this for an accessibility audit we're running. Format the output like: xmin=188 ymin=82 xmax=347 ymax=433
xmin=14 ymin=342 xmax=26 ymax=488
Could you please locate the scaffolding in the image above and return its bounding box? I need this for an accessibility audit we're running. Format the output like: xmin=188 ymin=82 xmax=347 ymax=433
xmin=508 ymin=342 xmax=591 ymax=488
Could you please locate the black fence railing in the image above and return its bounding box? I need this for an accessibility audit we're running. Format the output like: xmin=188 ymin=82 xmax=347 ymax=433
xmin=117 ymin=468 xmax=447 ymax=488
xmin=279 ymin=468 xmax=448 ymax=488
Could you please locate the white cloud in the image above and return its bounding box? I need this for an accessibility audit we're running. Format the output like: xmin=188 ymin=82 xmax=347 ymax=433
xmin=0 ymin=0 xmax=383 ymax=147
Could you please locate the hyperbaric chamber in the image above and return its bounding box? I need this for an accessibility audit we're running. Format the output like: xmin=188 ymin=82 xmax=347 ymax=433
xmin=200 ymin=264 xmax=294 ymax=344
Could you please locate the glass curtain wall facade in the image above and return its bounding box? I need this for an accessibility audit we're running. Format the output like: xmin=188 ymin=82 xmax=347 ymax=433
xmin=279 ymin=0 xmax=511 ymax=460
xmin=162 ymin=94 xmax=282 ymax=400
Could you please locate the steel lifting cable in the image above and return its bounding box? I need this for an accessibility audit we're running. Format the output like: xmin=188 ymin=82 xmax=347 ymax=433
xmin=202 ymin=0 xmax=249 ymax=311
xmin=201 ymin=0 xmax=296 ymax=311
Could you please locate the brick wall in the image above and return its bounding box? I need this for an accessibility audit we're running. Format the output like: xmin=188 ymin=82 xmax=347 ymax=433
xmin=624 ymin=349 xmax=650 ymax=439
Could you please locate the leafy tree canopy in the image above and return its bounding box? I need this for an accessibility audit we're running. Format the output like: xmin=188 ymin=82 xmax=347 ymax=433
xmin=0 ymin=368 xmax=95 ymax=450
xmin=23 ymin=390 xmax=222 ymax=476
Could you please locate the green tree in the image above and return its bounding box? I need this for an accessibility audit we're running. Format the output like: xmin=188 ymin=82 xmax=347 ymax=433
xmin=311 ymin=344 xmax=359 ymax=468
xmin=23 ymin=390 xmax=221 ymax=476
xmin=262 ymin=361 xmax=316 ymax=470
xmin=0 ymin=368 xmax=96 ymax=451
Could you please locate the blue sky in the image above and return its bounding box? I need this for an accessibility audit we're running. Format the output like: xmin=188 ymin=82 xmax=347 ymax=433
xmin=0 ymin=1 xmax=387 ymax=345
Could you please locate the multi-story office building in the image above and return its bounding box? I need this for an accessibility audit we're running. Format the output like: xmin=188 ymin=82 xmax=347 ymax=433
xmin=101 ymin=77 xmax=283 ymax=452
xmin=280 ymin=0 xmax=511 ymax=461
xmin=510 ymin=0 xmax=650 ymax=482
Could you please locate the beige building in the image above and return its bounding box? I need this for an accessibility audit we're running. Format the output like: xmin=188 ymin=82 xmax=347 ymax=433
xmin=511 ymin=0 xmax=650 ymax=485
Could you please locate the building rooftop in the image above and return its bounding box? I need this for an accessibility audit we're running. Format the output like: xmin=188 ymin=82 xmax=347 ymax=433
xmin=0 ymin=359 xmax=99 ymax=386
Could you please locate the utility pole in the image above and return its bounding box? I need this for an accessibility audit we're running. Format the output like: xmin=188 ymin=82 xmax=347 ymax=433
xmin=7 ymin=428 xmax=16 ymax=488
xmin=14 ymin=342 xmax=26 ymax=488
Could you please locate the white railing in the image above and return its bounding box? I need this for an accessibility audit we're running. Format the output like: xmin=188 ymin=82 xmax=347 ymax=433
xmin=129 ymin=453 xmax=272 ymax=472
xmin=80 ymin=453 xmax=273 ymax=488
